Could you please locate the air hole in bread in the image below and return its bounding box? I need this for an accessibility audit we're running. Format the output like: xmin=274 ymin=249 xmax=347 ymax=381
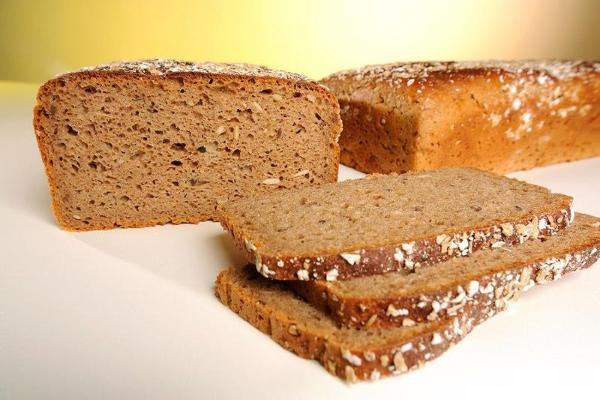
xmin=66 ymin=125 xmax=78 ymax=135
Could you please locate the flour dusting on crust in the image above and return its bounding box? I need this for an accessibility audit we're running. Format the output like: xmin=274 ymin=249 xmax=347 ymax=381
xmin=330 ymin=60 xmax=600 ymax=84
xmin=77 ymin=59 xmax=311 ymax=82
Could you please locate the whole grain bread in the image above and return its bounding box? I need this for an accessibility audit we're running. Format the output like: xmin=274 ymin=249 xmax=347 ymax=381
xmin=216 ymin=232 xmax=600 ymax=382
xmin=219 ymin=168 xmax=573 ymax=280
xmin=33 ymin=59 xmax=342 ymax=230
xmin=290 ymin=213 xmax=600 ymax=328
xmin=321 ymin=60 xmax=600 ymax=174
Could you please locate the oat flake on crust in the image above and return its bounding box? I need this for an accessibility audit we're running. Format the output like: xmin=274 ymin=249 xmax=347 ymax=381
xmin=78 ymin=58 xmax=311 ymax=82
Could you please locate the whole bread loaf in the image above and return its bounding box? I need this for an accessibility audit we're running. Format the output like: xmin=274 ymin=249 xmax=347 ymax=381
xmin=33 ymin=59 xmax=342 ymax=230
xmin=290 ymin=213 xmax=600 ymax=328
xmin=219 ymin=168 xmax=573 ymax=280
xmin=321 ymin=60 xmax=600 ymax=174
xmin=216 ymin=230 xmax=599 ymax=382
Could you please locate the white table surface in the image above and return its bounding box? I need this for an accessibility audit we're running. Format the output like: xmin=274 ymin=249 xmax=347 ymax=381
xmin=1 ymin=88 xmax=599 ymax=399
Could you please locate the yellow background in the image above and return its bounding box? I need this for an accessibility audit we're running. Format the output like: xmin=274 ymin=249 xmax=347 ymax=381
xmin=1 ymin=0 xmax=599 ymax=84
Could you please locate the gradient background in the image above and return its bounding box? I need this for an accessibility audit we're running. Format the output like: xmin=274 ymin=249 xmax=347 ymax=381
xmin=1 ymin=0 xmax=599 ymax=85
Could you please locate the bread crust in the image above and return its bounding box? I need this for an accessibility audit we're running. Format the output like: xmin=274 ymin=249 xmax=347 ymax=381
xmin=216 ymin=239 xmax=600 ymax=381
xmin=290 ymin=213 xmax=600 ymax=328
xmin=322 ymin=60 xmax=600 ymax=174
xmin=33 ymin=60 xmax=341 ymax=231
xmin=221 ymin=205 xmax=574 ymax=280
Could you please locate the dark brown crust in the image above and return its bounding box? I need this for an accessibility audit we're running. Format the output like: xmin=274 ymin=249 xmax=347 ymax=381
xmin=291 ymin=224 xmax=600 ymax=328
xmin=215 ymin=243 xmax=600 ymax=381
xmin=32 ymin=61 xmax=341 ymax=231
xmin=221 ymin=206 xmax=573 ymax=280
xmin=215 ymin=265 xmax=471 ymax=382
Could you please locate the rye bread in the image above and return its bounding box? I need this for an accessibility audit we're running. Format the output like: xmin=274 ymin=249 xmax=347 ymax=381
xmin=33 ymin=59 xmax=342 ymax=231
xmin=216 ymin=233 xmax=600 ymax=382
xmin=218 ymin=168 xmax=573 ymax=280
xmin=290 ymin=213 xmax=600 ymax=328
xmin=321 ymin=60 xmax=600 ymax=174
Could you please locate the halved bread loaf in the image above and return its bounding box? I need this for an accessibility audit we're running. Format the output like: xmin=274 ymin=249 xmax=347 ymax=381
xmin=33 ymin=59 xmax=342 ymax=230
xmin=322 ymin=60 xmax=600 ymax=174
xmin=216 ymin=230 xmax=599 ymax=382
xmin=219 ymin=168 xmax=573 ymax=280
xmin=290 ymin=213 xmax=600 ymax=328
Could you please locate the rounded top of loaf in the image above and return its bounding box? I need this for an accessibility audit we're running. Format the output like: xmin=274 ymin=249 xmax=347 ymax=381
xmin=324 ymin=60 xmax=600 ymax=86
xmin=77 ymin=59 xmax=312 ymax=82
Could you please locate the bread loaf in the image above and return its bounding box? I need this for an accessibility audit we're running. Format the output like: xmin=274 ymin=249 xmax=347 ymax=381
xmin=219 ymin=168 xmax=573 ymax=280
xmin=33 ymin=59 xmax=342 ymax=230
xmin=290 ymin=213 xmax=600 ymax=328
xmin=322 ymin=61 xmax=600 ymax=174
xmin=216 ymin=230 xmax=599 ymax=382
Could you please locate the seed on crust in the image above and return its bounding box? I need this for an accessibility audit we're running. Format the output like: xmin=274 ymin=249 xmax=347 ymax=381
xmin=536 ymin=268 xmax=551 ymax=283
xmin=288 ymin=324 xmax=299 ymax=336
xmin=370 ymin=370 xmax=381 ymax=381
xmin=341 ymin=349 xmax=362 ymax=366
xmin=344 ymin=365 xmax=357 ymax=382
xmin=500 ymin=223 xmax=514 ymax=236
xmin=431 ymin=333 xmax=443 ymax=345
xmin=400 ymin=343 xmax=412 ymax=352
xmin=325 ymin=268 xmax=339 ymax=281
xmin=393 ymin=352 xmax=408 ymax=372
xmin=244 ymin=239 xmax=257 ymax=252
xmin=340 ymin=252 xmax=361 ymax=265
xmin=467 ymin=280 xmax=480 ymax=296
xmin=393 ymin=248 xmax=404 ymax=263
xmin=401 ymin=241 xmax=416 ymax=255
xmin=380 ymin=354 xmax=390 ymax=367
xmin=518 ymin=267 xmax=532 ymax=288
xmin=296 ymin=269 xmax=309 ymax=281
xmin=516 ymin=223 xmax=527 ymax=236
xmin=386 ymin=304 xmax=409 ymax=317
xmin=366 ymin=314 xmax=378 ymax=327
xmin=436 ymin=234 xmax=449 ymax=245
xmin=363 ymin=351 xmax=376 ymax=362
xmin=427 ymin=311 xmax=438 ymax=321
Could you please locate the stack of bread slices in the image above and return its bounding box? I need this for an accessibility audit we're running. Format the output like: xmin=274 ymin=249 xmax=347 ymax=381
xmin=216 ymin=168 xmax=600 ymax=382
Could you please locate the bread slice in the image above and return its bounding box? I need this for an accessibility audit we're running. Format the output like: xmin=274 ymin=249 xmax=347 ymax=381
xmin=321 ymin=61 xmax=600 ymax=174
xmin=33 ymin=59 xmax=342 ymax=230
xmin=216 ymin=229 xmax=599 ymax=382
xmin=290 ymin=213 xmax=600 ymax=328
xmin=219 ymin=168 xmax=573 ymax=280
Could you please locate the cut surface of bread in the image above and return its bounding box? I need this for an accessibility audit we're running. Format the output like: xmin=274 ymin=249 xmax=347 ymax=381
xmin=219 ymin=168 xmax=573 ymax=280
xmin=33 ymin=59 xmax=342 ymax=230
xmin=290 ymin=213 xmax=600 ymax=328
xmin=216 ymin=235 xmax=599 ymax=382
xmin=321 ymin=60 xmax=600 ymax=174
